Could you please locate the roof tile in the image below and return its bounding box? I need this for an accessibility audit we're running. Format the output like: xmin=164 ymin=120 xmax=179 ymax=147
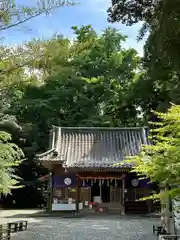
xmin=55 ymin=127 xmax=148 ymax=168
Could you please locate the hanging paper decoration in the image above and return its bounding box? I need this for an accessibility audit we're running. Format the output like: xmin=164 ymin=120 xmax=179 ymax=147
xmin=99 ymin=179 xmax=101 ymax=187
xmin=102 ymin=179 xmax=104 ymax=185
xmin=83 ymin=180 xmax=85 ymax=187
xmin=91 ymin=180 xmax=93 ymax=186
xmin=107 ymin=179 xmax=109 ymax=187
xmin=115 ymin=179 xmax=117 ymax=188
xmin=111 ymin=179 xmax=114 ymax=188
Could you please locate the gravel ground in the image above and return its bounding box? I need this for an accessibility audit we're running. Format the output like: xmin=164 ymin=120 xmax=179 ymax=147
xmin=10 ymin=216 xmax=159 ymax=240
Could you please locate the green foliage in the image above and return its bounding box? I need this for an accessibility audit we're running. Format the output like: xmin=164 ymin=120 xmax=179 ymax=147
xmin=124 ymin=104 xmax=180 ymax=196
xmin=0 ymin=131 xmax=23 ymax=194
xmin=6 ymin=27 xmax=143 ymax=207
xmin=11 ymin=70 xmax=110 ymax=127
xmin=0 ymin=23 xmax=143 ymax=205
xmin=10 ymin=25 xmax=142 ymax=129
xmin=0 ymin=0 xmax=76 ymax=199
xmin=0 ymin=0 xmax=76 ymax=120
xmin=0 ymin=0 xmax=76 ymax=79
xmin=0 ymin=0 xmax=76 ymax=31
xmin=108 ymin=0 xmax=156 ymax=26
xmin=108 ymin=0 xmax=180 ymax=122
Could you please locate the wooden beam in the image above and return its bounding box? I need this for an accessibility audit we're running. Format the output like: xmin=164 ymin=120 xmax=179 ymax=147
xmin=66 ymin=167 xmax=130 ymax=172
xmin=78 ymin=172 xmax=126 ymax=179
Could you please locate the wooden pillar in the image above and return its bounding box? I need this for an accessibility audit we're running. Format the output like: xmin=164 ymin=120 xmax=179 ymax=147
xmin=121 ymin=174 xmax=126 ymax=215
xmin=76 ymin=174 xmax=80 ymax=215
xmin=48 ymin=171 xmax=53 ymax=213
xmin=99 ymin=179 xmax=102 ymax=202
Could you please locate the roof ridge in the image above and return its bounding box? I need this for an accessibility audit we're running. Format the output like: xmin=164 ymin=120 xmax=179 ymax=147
xmin=52 ymin=126 xmax=148 ymax=130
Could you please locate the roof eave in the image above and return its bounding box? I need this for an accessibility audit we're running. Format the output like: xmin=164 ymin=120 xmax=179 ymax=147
xmin=36 ymin=148 xmax=55 ymax=158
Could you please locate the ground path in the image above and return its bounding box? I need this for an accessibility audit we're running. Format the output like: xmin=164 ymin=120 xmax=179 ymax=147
xmin=0 ymin=210 xmax=159 ymax=240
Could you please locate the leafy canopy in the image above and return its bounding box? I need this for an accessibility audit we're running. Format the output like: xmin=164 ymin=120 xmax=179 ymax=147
xmin=127 ymin=104 xmax=180 ymax=191
xmin=107 ymin=0 xmax=180 ymax=123
xmin=0 ymin=0 xmax=75 ymax=195
xmin=10 ymin=25 xmax=142 ymax=129
xmin=0 ymin=131 xmax=23 ymax=194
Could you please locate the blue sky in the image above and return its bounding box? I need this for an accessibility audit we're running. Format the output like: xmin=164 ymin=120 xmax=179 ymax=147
xmin=3 ymin=0 xmax=145 ymax=55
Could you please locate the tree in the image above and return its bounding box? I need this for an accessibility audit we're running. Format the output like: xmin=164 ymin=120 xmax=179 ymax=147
xmin=0 ymin=0 xmax=75 ymax=31
xmin=0 ymin=131 xmax=23 ymax=194
xmin=0 ymin=0 xmax=76 ymax=121
xmin=23 ymin=25 xmax=142 ymax=126
xmin=10 ymin=26 xmax=140 ymax=126
xmin=107 ymin=0 xmax=180 ymax=122
xmin=108 ymin=0 xmax=180 ymax=74
xmin=10 ymin=70 xmax=111 ymax=128
xmin=70 ymin=26 xmax=143 ymax=126
xmin=127 ymin=104 xmax=180 ymax=193
xmin=25 ymin=35 xmax=72 ymax=77
xmin=108 ymin=0 xmax=156 ymax=26
xmin=0 ymin=0 xmax=75 ymax=74
xmin=124 ymin=104 xmax=180 ymax=232
xmin=5 ymin=25 xmax=142 ymax=207
xmin=0 ymin=0 xmax=75 ymax=196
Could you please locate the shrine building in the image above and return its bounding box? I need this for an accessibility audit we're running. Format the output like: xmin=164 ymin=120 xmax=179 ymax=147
xmin=36 ymin=126 xmax=154 ymax=214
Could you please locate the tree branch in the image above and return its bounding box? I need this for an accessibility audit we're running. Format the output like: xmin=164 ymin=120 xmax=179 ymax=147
xmin=0 ymin=1 xmax=76 ymax=32
xmin=0 ymin=55 xmax=43 ymax=75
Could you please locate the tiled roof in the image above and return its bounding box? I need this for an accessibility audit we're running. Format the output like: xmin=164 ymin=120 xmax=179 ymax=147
xmin=37 ymin=127 xmax=149 ymax=169
xmin=38 ymin=127 xmax=148 ymax=168
xmin=36 ymin=148 xmax=58 ymax=162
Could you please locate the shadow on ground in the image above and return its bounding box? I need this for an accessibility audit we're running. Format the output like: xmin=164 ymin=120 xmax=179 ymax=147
xmin=1 ymin=209 xmax=161 ymax=219
xmin=10 ymin=216 xmax=158 ymax=240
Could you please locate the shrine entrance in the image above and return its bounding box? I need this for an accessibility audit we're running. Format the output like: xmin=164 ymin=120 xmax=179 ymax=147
xmin=102 ymin=184 xmax=110 ymax=203
xmin=91 ymin=182 xmax=100 ymax=202
xmin=91 ymin=181 xmax=110 ymax=203
xmin=78 ymin=172 xmax=126 ymax=214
